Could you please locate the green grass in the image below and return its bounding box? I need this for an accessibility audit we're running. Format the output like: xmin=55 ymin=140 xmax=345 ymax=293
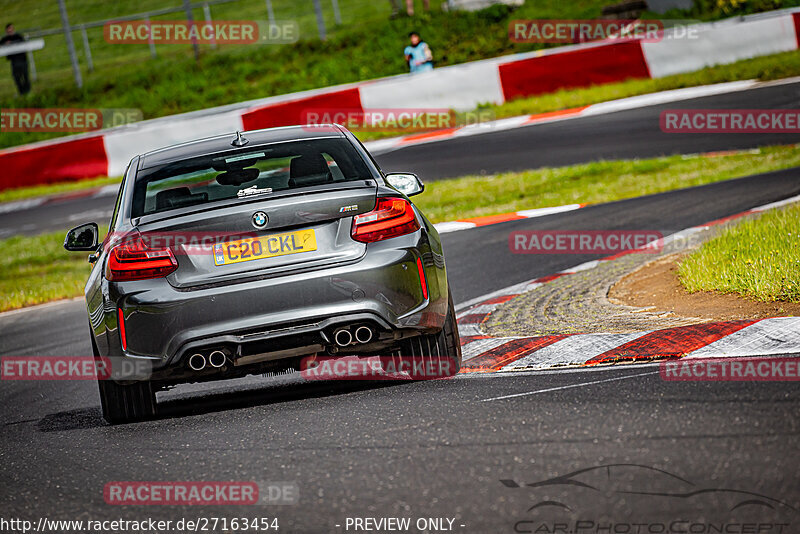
xmin=2 ymin=145 xmax=799 ymax=312
xmin=414 ymin=145 xmax=800 ymax=222
xmin=679 ymin=204 xmax=800 ymax=302
xmin=0 ymin=226 xmax=106 ymax=311
xmin=0 ymin=175 xmax=121 ymax=204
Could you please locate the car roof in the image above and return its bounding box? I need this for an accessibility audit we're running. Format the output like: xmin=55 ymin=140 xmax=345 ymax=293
xmin=138 ymin=124 xmax=347 ymax=170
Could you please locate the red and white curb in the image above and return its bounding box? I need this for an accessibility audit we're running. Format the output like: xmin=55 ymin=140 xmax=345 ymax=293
xmin=455 ymin=193 xmax=800 ymax=373
xmin=433 ymin=203 xmax=586 ymax=234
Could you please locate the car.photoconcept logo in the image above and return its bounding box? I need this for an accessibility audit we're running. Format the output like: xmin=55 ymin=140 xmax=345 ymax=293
xmin=252 ymin=211 xmax=268 ymax=229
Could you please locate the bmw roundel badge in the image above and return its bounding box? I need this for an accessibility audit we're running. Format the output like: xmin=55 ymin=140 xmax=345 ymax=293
xmin=252 ymin=211 xmax=268 ymax=229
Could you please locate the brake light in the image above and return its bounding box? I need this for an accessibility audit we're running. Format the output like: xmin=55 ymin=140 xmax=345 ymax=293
xmin=105 ymin=236 xmax=178 ymax=281
xmin=351 ymin=197 xmax=420 ymax=243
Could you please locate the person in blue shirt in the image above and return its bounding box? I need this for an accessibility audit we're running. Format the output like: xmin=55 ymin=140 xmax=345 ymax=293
xmin=404 ymin=32 xmax=433 ymax=74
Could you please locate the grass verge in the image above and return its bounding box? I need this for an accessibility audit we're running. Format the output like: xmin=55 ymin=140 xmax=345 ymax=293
xmin=679 ymin=204 xmax=800 ymax=302
xmin=0 ymin=226 xmax=106 ymax=312
xmin=2 ymin=145 xmax=799 ymax=312
xmin=0 ymin=176 xmax=121 ymax=204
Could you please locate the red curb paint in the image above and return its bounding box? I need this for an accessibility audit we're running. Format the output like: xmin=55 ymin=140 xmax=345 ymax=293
xmin=461 ymin=336 xmax=569 ymax=372
xmin=533 ymin=273 xmax=565 ymax=284
xmin=480 ymin=295 xmax=520 ymax=306
xmin=585 ymin=320 xmax=759 ymax=365
xmin=524 ymin=106 xmax=590 ymax=124
xmin=457 ymin=313 xmax=490 ymax=325
xmin=702 ymin=211 xmax=754 ymax=227
xmin=399 ymin=127 xmax=460 ymax=144
xmin=460 ymin=212 xmax=527 ymax=227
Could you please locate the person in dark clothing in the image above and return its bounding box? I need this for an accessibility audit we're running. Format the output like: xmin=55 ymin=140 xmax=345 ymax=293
xmin=0 ymin=23 xmax=31 ymax=95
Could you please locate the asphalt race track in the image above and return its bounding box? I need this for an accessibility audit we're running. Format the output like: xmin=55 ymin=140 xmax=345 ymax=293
xmin=1 ymin=87 xmax=799 ymax=531
xmin=2 ymin=80 xmax=800 ymax=238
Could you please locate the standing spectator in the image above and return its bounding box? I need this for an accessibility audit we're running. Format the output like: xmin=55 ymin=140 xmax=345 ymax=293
xmin=404 ymin=31 xmax=433 ymax=74
xmin=388 ymin=0 xmax=401 ymax=17
xmin=0 ymin=23 xmax=30 ymax=95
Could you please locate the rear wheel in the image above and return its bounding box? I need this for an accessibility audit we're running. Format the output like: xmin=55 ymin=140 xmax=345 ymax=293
xmin=97 ymin=379 xmax=157 ymax=424
xmin=92 ymin=335 xmax=157 ymax=424
xmin=396 ymin=292 xmax=462 ymax=377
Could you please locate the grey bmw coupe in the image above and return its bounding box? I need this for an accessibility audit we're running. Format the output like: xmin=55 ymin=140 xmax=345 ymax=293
xmin=64 ymin=125 xmax=461 ymax=424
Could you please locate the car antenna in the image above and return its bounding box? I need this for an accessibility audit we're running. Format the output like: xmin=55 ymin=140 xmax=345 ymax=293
xmin=231 ymin=131 xmax=249 ymax=147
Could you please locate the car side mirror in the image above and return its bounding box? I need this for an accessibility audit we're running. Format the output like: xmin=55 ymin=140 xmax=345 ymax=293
xmin=385 ymin=172 xmax=424 ymax=197
xmin=64 ymin=222 xmax=99 ymax=251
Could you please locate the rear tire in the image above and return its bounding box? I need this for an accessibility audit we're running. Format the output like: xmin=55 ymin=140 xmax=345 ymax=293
xmin=397 ymin=292 xmax=462 ymax=376
xmin=91 ymin=334 xmax=157 ymax=424
xmin=97 ymin=379 xmax=157 ymax=425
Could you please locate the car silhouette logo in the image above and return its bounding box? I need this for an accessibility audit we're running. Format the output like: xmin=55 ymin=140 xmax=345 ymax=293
xmin=252 ymin=211 xmax=268 ymax=229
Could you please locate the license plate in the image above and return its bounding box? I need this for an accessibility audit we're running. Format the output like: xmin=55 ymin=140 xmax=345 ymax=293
xmin=213 ymin=229 xmax=317 ymax=266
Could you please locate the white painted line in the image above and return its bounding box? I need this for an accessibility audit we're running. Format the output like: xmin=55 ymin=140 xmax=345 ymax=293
xmin=749 ymin=193 xmax=800 ymax=213
xmin=434 ymin=221 xmax=478 ymax=234
xmin=479 ymin=370 xmax=659 ymax=402
xmin=559 ymin=260 xmax=600 ymax=275
xmin=93 ymin=184 xmax=122 ymax=197
xmin=582 ymin=81 xmax=759 ymax=116
xmin=0 ymin=198 xmax=45 ymax=215
xmin=516 ymin=204 xmax=583 ymax=219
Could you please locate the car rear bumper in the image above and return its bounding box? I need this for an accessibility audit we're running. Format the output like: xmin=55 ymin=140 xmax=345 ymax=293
xmin=98 ymin=232 xmax=449 ymax=379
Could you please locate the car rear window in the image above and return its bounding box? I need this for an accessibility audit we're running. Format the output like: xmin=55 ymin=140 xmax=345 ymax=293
xmin=131 ymin=137 xmax=372 ymax=218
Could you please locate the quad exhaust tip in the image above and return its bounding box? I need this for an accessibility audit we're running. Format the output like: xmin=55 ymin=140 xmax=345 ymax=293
xmin=354 ymin=326 xmax=373 ymax=344
xmin=188 ymin=353 xmax=206 ymax=371
xmin=333 ymin=326 xmax=374 ymax=347
xmin=208 ymin=350 xmax=227 ymax=368
xmin=334 ymin=329 xmax=353 ymax=347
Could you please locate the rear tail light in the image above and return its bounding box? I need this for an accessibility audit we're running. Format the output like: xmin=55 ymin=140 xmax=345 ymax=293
xmin=351 ymin=197 xmax=420 ymax=243
xmin=105 ymin=235 xmax=178 ymax=281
